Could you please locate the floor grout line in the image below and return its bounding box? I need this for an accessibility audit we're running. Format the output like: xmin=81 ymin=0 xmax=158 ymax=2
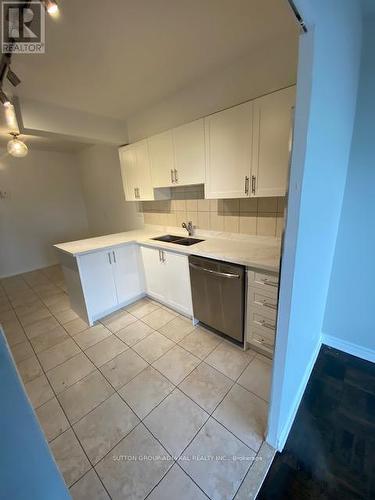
xmin=1 ymin=267 xmax=270 ymax=500
xmin=1 ymin=272 xmax=114 ymax=499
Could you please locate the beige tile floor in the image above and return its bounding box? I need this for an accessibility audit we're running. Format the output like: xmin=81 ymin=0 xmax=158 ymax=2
xmin=0 ymin=265 xmax=275 ymax=500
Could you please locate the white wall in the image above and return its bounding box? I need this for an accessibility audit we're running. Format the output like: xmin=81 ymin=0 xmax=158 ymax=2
xmin=268 ymin=0 xmax=362 ymax=450
xmin=78 ymin=144 xmax=143 ymax=236
xmin=126 ymin=33 xmax=298 ymax=141
xmin=0 ymin=148 xmax=89 ymax=278
xmin=323 ymin=15 xmax=375 ymax=360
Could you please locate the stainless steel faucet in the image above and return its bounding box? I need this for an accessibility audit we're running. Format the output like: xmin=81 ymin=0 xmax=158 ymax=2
xmin=182 ymin=221 xmax=193 ymax=236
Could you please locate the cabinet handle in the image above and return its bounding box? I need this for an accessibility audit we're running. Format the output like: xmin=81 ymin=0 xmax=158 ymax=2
xmin=112 ymin=251 xmax=116 ymax=263
xmin=134 ymin=187 xmax=137 ymax=198
xmin=259 ymin=279 xmax=278 ymax=288
xmin=255 ymin=299 xmax=277 ymax=310
xmin=253 ymin=337 xmax=273 ymax=349
xmin=161 ymin=251 xmax=166 ymax=263
xmin=108 ymin=252 xmax=112 ymax=265
xmin=244 ymin=176 xmax=249 ymax=195
xmin=251 ymin=175 xmax=256 ymax=195
xmin=255 ymin=319 xmax=275 ymax=331
xmin=174 ymin=169 xmax=178 ymax=183
xmin=262 ymin=300 xmax=277 ymax=310
xmin=170 ymin=169 xmax=174 ymax=184
xmin=158 ymin=249 xmax=162 ymax=262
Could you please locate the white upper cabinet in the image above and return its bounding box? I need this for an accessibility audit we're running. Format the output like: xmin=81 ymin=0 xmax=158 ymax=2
xmin=172 ymin=118 xmax=205 ymax=186
xmin=204 ymin=101 xmax=253 ymax=199
xmin=119 ymin=140 xmax=154 ymax=201
xmin=119 ymin=146 xmax=137 ymax=201
xmin=251 ymin=86 xmax=295 ymax=197
xmin=148 ymin=130 xmax=175 ymax=188
xmin=120 ymin=86 xmax=295 ymax=200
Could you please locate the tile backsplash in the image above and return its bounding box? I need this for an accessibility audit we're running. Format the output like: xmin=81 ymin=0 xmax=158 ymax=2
xmin=139 ymin=185 xmax=285 ymax=238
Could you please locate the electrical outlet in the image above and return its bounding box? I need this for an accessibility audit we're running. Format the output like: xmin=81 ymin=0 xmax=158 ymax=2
xmin=0 ymin=190 xmax=10 ymax=199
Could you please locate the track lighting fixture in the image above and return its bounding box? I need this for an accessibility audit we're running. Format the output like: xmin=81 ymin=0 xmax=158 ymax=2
xmin=7 ymin=133 xmax=28 ymax=158
xmin=6 ymin=68 xmax=21 ymax=87
xmin=0 ymin=89 xmax=10 ymax=107
xmin=0 ymin=0 xmax=60 ymax=160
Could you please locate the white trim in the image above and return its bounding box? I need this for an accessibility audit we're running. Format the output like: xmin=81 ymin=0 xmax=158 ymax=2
xmin=275 ymin=337 xmax=321 ymax=451
xmin=145 ymin=292 xmax=193 ymax=318
xmin=90 ymin=293 xmax=146 ymax=324
xmin=322 ymin=334 xmax=375 ymax=364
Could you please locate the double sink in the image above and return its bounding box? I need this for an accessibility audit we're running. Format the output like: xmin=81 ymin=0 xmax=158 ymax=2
xmin=152 ymin=234 xmax=204 ymax=246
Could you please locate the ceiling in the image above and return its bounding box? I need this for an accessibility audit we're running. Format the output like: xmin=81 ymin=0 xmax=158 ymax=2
xmin=0 ymin=111 xmax=92 ymax=152
xmin=11 ymin=0 xmax=299 ymax=122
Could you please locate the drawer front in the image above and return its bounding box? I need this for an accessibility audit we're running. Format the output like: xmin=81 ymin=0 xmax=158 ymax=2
xmin=248 ymin=270 xmax=279 ymax=295
xmin=250 ymin=325 xmax=275 ymax=353
xmin=251 ymin=311 xmax=276 ymax=335
xmin=248 ymin=288 xmax=277 ymax=321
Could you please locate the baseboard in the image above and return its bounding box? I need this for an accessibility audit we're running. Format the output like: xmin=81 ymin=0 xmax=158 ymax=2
xmin=145 ymin=293 xmax=193 ymax=318
xmin=91 ymin=293 xmax=146 ymax=325
xmin=276 ymin=337 xmax=322 ymax=451
xmin=0 ymin=260 xmax=60 ymax=279
xmin=322 ymin=334 xmax=375 ymax=363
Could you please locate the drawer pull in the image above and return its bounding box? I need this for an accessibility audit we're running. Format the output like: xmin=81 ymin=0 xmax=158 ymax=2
xmin=255 ymin=299 xmax=277 ymax=310
xmin=255 ymin=319 xmax=275 ymax=331
xmin=253 ymin=337 xmax=273 ymax=349
xmin=259 ymin=279 xmax=278 ymax=288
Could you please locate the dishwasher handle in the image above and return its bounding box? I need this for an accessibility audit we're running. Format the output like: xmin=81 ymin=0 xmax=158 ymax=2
xmin=189 ymin=262 xmax=241 ymax=279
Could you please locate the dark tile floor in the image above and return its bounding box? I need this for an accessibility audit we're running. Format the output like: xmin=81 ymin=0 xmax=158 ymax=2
xmin=258 ymin=345 xmax=375 ymax=500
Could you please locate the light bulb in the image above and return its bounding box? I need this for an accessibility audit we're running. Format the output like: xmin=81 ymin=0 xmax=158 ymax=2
xmin=7 ymin=135 xmax=28 ymax=158
xmin=46 ymin=1 xmax=59 ymax=15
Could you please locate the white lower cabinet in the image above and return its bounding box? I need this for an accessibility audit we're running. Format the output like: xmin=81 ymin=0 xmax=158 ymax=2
xmin=78 ymin=244 xmax=144 ymax=324
xmin=141 ymin=246 xmax=193 ymax=316
xmin=139 ymin=246 xmax=166 ymax=303
xmin=246 ymin=269 xmax=279 ymax=357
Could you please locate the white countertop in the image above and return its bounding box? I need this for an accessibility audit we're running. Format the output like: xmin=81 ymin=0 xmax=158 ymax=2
xmin=54 ymin=226 xmax=281 ymax=272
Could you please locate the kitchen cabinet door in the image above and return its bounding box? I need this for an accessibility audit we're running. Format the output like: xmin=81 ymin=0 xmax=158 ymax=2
xmin=162 ymin=251 xmax=193 ymax=316
xmin=173 ymin=118 xmax=205 ymax=186
xmin=148 ymin=130 xmax=175 ymax=188
xmin=78 ymin=250 xmax=118 ymax=320
xmin=133 ymin=140 xmax=154 ymax=200
xmin=119 ymin=145 xmax=137 ymax=201
xmin=251 ymin=86 xmax=295 ymax=197
xmin=119 ymin=140 xmax=154 ymax=201
xmin=140 ymin=246 xmax=166 ymax=303
xmin=205 ymin=101 xmax=253 ymax=199
xmin=112 ymin=244 xmax=144 ymax=305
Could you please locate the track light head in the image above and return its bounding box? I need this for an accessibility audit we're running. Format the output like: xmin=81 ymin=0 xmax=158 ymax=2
xmin=6 ymin=68 xmax=21 ymax=87
xmin=43 ymin=0 xmax=59 ymax=16
xmin=0 ymin=89 xmax=11 ymax=107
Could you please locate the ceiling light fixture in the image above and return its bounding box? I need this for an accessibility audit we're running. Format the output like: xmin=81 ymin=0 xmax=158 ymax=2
xmin=7 ymin=133 xmax=28 ymax=158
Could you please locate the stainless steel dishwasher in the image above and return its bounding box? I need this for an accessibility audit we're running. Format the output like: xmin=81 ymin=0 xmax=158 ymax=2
xmin=188 ymin=255 xmax=245 ymax=345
